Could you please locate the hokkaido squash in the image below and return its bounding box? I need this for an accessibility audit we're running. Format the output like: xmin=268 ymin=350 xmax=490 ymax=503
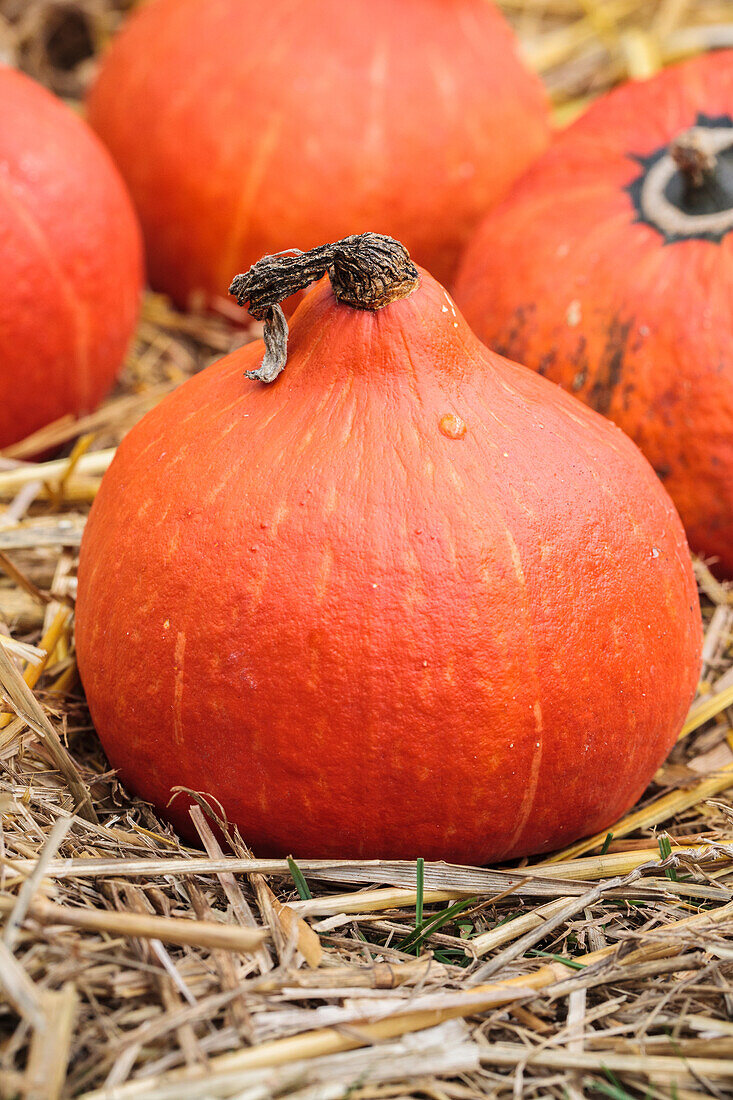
xmin=75 ymin=235 xmax=701 ymax=863
xmin=86 ymin=0 xmax=549 ymax=308
xmin=0 ymin=67 xmax=142 ymax=451
xmin=454 ymin=51 xmax=733 ymax=575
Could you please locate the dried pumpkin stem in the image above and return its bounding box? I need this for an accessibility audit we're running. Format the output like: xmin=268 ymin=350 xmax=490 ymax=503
xmin=229 ymin=233 xmax=420 ymax=383
xmin=670 ymin=128 xmax=717 ymax=189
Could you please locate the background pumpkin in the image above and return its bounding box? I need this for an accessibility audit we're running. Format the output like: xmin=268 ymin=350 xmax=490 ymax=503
xmin=75 ymin=235 xmax=701 ymax=864
xmin=86 ymin=0 xmax=549 ymax=309
xmin=453 ymin=50 xmax=733 ymax=576
xmin=0 ymin=66 xmax=142 ymax=451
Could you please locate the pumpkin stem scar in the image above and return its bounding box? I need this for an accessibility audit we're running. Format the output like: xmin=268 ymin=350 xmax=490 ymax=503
xmin=632 ymin=120 xmax=733 ymax=243
xmin=228 ymin=233 xmax=420 ymax=383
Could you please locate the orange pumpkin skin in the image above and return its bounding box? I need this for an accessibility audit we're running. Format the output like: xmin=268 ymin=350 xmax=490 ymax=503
xmin=86 ymin=0 xmax=549 ymax=307
xmin=0 ymin=67 xmax=142 ymax=450
xmin=454 ymin=51 xmax=733 ymax=575
xmin=75 ymin=267 xmax=701 ymax=863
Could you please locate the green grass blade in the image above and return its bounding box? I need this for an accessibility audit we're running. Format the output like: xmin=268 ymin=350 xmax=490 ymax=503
xmin=526 ymin=949 xmax=586 ymax=970
xmin=398 ymin=897 xmax=476 ymax=954
xmin=287 ymin=854 xmax=313 ymax=900
xmin=657 ymin=834 xmax=678 ymax=881
xmin=415 ymin=856 xmax=424 ymax=932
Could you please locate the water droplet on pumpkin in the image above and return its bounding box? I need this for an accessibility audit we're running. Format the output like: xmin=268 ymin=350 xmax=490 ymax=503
xmin=439 ymin=413 xmax=467 ymax=440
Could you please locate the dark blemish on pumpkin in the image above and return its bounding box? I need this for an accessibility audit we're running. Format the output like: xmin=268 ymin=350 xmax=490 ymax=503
xmin=654 ymin=464 xmax=671 ymax=481
xmin=537 ymin=351 xmax=556 ymax=377
xmin=629 ymin=326 xmax=650 ymax=354
xmin=652 ymin=389 xmax=683 ymax=424
xmin=588 ymin=318 xmax=633 ymax=416
xmin=571 ymin=335 xmax=588 ymax=362
xmin=567 ymin=336 xmax=589 ymax=391
xmin=495 ymin=304 xmax=536 ymax=363
xmin=617 ymin=383 xmax=636 ymax=412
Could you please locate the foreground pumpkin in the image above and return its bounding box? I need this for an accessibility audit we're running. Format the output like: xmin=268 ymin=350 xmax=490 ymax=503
xmin=86 ymin=0 xmax=549 ymax=307
xmin=76 ymin=235 xmax=701 ymax=862
xmin=0 ymin=67 xmax=142 ymax=451
xmin=454 ymin=51 xmax=733 ymax=575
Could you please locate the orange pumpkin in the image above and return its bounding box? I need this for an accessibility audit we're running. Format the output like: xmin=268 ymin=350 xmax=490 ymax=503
xmin=0 ymin=66 xmax=142 ymax=450
xmin=75 ymin=235 xmax=701 ymax=863
xmin=86 ymin=0 xmax=549 ymax=308
xmin=454 ymin=51 xmax=733 ymax=575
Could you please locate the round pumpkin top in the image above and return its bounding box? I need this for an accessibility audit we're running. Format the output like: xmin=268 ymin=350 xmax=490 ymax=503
xmin=454 ymin=50 xmax=733 ymax=574
xmin=0 ymin=66 xmax=143 ymax=449
xmin=76 ymin=237 xmax=701 ymax=863
xmin=86 ymin=0 xmax=549 ymax=306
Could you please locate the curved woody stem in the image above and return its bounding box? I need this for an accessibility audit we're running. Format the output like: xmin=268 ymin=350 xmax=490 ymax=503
xmin=229 ymin=233 xmax=420 ymax=383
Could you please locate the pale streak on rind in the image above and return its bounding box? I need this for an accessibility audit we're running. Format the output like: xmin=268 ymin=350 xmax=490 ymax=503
xmin=501 ymin=527 xmax=545 ymax=855
xmin=363 ymin=40 xmax=389 ymax=183
xmin=323 ymin=485 xmax=339 ymax=517
xmin=219 ymin=111 xmax=286 ymax=289
xmin=173 ymin=631 xmax=187 ymax=746
xmin=402 ymin=545 xmax=427 ymax=613
xmin=248 ymin=557 xmax=270 ymax=608
xmin=269 ymin=502 xmax=290 ymax=539
xmin=314 ymin=544 xmax=334 ymax=604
